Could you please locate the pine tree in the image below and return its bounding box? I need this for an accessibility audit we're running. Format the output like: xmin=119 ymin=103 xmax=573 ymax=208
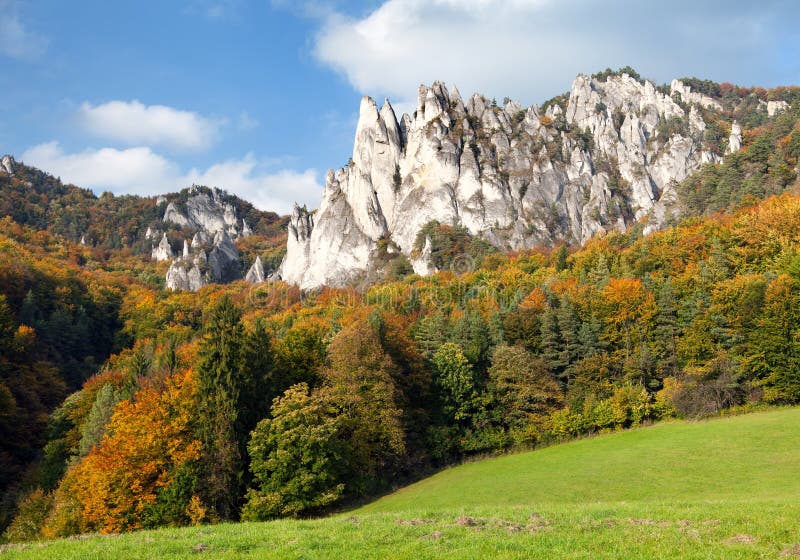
xmin=556 ymin=295 xmax=581 ymax=385
xmin=653 ymin=278 xmax=679 ymax=378
xmin=195 ymin=296 xmax=246 ymax=520
xmin=413 ymin=312 xmax=448 ymax=358
xmin=539 ymin=305 xmax=565 ymax=386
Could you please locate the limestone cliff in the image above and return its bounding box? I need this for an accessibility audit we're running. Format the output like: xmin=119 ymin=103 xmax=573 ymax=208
xmin=165 ymin=230 xmax=241 ymax=291
xmin=279 ymin=73 xmax=730 ymax=289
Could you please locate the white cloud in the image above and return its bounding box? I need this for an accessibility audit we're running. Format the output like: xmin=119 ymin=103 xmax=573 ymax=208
xmin=21 ymin=142 xmax=181 ymax=196
xmin=184 ymin=155 xmax=322 ymax=214
xmin=313 ymin=0 xmax=796 ymax=107
xmin=0 ymin=1 xmax=48 ymax=60
xmin=20 ymin=142 xmax=321 ymax=214
xmin=77 ymin=100 xmax=223 ymax=152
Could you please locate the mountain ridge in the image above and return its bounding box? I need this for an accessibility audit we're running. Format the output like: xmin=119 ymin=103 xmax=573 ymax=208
xmin=276 ymin=70 xmax=796 ymax=289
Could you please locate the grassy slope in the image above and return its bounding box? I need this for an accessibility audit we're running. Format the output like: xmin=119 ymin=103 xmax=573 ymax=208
xmin=4 ymin=409 xmax=800 ymax=559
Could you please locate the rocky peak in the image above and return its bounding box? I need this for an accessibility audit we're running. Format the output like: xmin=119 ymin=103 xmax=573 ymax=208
xmin=245 ymin=256 xmax=265 ymax=284
xmin=1 ymin=155 xmax=15 ymax=175
xmin=670 ymin=79 xmax=723 ymax=111
xmin=278 ymin=71 xmax=735 ymax=290
xmin=162 ymin=186 xmax=242 ymax=238
xmin=152 ymin=233 xmax=174 ymax=262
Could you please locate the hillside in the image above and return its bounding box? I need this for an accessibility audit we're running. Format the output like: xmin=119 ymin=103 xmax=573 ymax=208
xmin=0 ymin=157 xmax=286 ymax=255
xmin=3 ymin=409 xmax=799 ymax=559
xmin=1 ymin=68 xmax=800 ymax=543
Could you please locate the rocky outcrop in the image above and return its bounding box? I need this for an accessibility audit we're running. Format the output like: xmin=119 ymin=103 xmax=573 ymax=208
xmin=162 ymin=186 xmax=242 ymax=237
xmin=1 ymin=155 xmax=14 ymax=175
xmin=279 ymin=73 xmax=730 ymax=289
xmin=728 ymin=122 xmax=742 ymax=153
xmin=152 ymin=233 xmax=174 ymax=262
xmin=670 ymin=80 xmax=722 ymax=111
xmin=165 ymin=251 xmax=207 ymax=292
xmin=767 ymin=100 xmax=789 ymax=117
xmin=153 ymin=186 xmax=263 ymax=290
xmin=245 ymin=256 xmax=265 ymax=283
xmin=165 ymin=230 xmax=241 ymax=291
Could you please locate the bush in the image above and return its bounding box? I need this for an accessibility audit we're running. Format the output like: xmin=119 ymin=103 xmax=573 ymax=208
xmin=2 ymin=489 xmax=52 ymax=543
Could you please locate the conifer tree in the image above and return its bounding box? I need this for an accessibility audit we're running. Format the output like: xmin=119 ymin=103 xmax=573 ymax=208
xmin=195 ymin=296 xmax=246 ymax=520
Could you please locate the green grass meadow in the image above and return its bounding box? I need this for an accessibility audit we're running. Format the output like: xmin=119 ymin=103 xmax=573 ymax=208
xmin=4 ymin=408 xmax=800 ymax=559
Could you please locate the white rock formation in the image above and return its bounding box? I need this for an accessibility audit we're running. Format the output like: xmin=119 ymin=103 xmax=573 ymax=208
xmin=242 ymin=219 xmax=252 ymax=238
xmin=80 ymin=235 xmax=87 ymax=246
xmin=1 ymin=155 xmax=14 ymax=175
xmin=279 ymin=73 xmax=727 ymax=290
xmin=245 ymin=256 xmax=266 ymax=283
xmin=767 ymin=100 xmax=789 ymax=117
xmin=728 ymin=121 xmax=742 ymax=153
xmin=152 ymin=233 xmax=175 ymax=261
xmin=165 ymin=230 xmax=241 ymax=291
xmin=163 ymin=187 xmax=241 ymax=236
xmin=191 ymin=230 xmax=211 ymax=249
xmin=670 ymin=80 xmax=722 ymax=111
xmin=165 ymin=251 xmax=207 ymax=292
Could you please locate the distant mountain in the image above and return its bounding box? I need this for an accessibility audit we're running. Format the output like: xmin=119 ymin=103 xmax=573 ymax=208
xmin=278 ymin=69 xmax=799 ymax=289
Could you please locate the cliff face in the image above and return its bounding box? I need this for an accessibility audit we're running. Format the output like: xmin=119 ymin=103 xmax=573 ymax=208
xmin=159 ymin=186 xmax=250 ymax=291
xmin=279 ymin=73 xmax=726 ymax=289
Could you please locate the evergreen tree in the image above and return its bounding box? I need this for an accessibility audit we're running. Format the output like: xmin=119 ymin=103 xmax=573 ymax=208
xmin=577 ymin=314 xmax=604 ymax=357
xmin=539 ymin=305 xmax=565 ymax=385
xmin=195 ymin=296 xmax=246 ymax=520
xmin=450 ymin=311 xmax=491 ymax=373
xmin=653 ymin=278 xmax=679 ymax=378
xmin=487 ymin=345 xmax=563 ymax=445
xmin=413 ymin=312 xmax=448 ymax=358
xmin=556 ymin=295 xmax=581 ymax=384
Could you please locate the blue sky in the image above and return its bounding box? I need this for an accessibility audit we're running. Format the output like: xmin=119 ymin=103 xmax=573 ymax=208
xmin=1 ymin=0 xmax=798 ymax=214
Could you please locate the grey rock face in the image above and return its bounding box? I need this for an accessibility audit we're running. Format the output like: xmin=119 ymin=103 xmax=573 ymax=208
xmin=670 ymin=80 xmax=722 ymax=111
xmin=165 ymin=251 xmax=208 ymax=292
xmin=280 ymin=73 xmax=730 ymax=289
xmin=165 ymin=231 xmax=241 ymax=291
xmin=162 ymin=187 xmax=241 ymax=237
xmin=152 ymin=233 xmax=175 ymax=262
xmin=1 ymin=155 xmax=14 ymax=175
xmin=245 ymin=256 xmax=265 ymax=283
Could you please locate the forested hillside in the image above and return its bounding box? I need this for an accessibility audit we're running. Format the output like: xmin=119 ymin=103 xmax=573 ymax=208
xmin=0 ymin=160 xmax=287 ymax=257
xmin=1 ymin=78 xmax=800 ymax=541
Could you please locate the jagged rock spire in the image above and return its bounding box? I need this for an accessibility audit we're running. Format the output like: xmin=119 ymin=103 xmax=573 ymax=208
xmin=152 ymin=233 xmax=174 ymax=262
xmin=245 ymin=256 xmax=265 ymax=283
xmin=279 ymin=73 xmax=730 ymax=290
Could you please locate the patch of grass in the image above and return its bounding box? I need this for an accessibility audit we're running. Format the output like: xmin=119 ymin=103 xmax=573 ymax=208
xmin=4 ymin=408 xmax=800 ymax=559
